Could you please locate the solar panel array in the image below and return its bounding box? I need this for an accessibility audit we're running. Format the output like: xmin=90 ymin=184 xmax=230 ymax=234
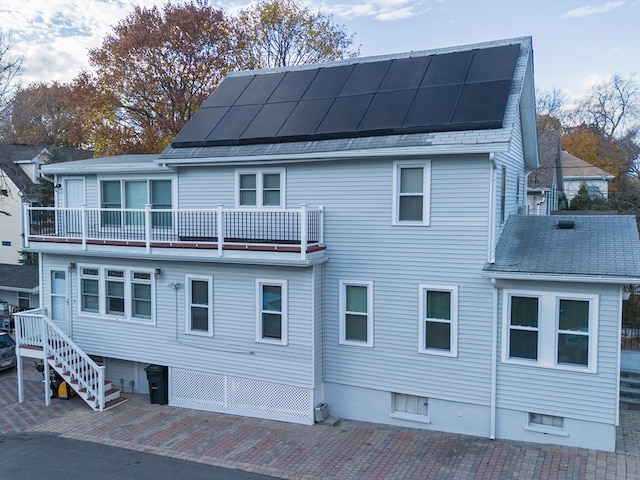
xmin=172 ymin=44 xmax=520 ymax=148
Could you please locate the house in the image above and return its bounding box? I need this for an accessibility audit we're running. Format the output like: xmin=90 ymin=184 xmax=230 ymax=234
xmin=562 ymin=150 xmax=614 ymax=203
xmin=527 ymin=130 xmax=564 ymax=215
xmin=0 ymin=145 xmax=93 ymax=264
xmin=14 ymin=37 xmax=640 ymax=451
xmin=0 ymin=263 xmax=39 ymax=330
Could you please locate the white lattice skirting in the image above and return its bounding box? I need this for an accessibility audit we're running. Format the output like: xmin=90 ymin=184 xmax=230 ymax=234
xmin=170 ymin=367 xmax=316 ymax=425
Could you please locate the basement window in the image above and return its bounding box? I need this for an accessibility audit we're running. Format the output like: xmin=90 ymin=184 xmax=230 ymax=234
xmin=390 ymin=393 xmax=430 ymax=424
xmin=525 ymin=412 xmax=568 ymax=436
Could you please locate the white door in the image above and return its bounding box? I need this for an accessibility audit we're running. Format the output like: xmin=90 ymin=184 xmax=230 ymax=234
xmin=50 ymin=270 xmax=69 ymax=335
xmin=64 ymin=178 xmax=85 ymax=234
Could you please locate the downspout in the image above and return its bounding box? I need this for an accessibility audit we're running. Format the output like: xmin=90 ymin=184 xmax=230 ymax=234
xmin=490 ymin=278 xmax=498 ymax=440
xmin=487 ymin=154 xmax=497 ymax=264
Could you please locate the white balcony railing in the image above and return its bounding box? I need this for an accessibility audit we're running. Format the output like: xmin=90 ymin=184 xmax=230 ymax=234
xmin=24 ymin=204 xmax=324 ymax=260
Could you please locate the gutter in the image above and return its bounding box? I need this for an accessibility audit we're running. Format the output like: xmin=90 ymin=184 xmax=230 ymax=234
xmin=482 ymin=271 xmax=640 ymax=285
xmin=490 ymin=278 xmax=498 ymax=440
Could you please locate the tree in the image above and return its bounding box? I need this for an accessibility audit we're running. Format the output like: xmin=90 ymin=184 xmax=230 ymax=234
xmin=85 ymin=0 xmax=245 ymax=155
xmin=8 ymin=82 xmax=77 ymax=146
xmin=0 ymin=30 xmax=23 ymax=139
xmin=237 ymin=0 xmax=358 ymax=68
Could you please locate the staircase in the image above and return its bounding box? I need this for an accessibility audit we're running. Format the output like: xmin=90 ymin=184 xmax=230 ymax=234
xmin=14 ymin=309 xmax=127 ymax=411
xmin=620 ymin=370 xmax=640 ymax=408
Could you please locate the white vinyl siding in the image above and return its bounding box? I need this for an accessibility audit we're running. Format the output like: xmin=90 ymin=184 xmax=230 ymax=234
xmin=185 ymin=275 xmax=213 ymax=336
xmin=502 ymin=289 xmax=598 ymax=372
xmin=255 ymin=279 xmax=288 ymax=345
xmin=339 ymin=280 xmax=374 ymax=347
xmin=392 ymin=160 xmax=430 ymax=225
xmin=418 ymin=285 xmax=458 ymax=357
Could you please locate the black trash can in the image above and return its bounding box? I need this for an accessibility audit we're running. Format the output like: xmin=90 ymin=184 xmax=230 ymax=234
xmin=144 ymin=364 xmax=168 ymax=405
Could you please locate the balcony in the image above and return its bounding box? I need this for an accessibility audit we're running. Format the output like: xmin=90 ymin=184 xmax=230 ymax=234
xmin=24 ymin=205 xmax=324 ymax=262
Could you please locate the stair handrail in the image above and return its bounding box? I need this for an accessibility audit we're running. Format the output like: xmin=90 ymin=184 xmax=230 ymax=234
xmin=14 ymin=309 xmax=106 ymax=411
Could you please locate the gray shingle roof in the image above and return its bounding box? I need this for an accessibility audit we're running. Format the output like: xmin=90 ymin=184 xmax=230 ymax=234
xmin=0 ymin=264 xmax=39 ymax=291
xmin=484 ymin=215 xmax=640 ymax=280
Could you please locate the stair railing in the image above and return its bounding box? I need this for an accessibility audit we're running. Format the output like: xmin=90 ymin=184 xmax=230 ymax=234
xmin=14 ymin=309 xmax=106 ymax=411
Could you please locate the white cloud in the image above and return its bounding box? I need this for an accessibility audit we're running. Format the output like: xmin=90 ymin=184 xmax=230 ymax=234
xmin=329 ymin=1 xmax=425 ymax=21
xmin=561 ymin=1 xmax=625 ymax=19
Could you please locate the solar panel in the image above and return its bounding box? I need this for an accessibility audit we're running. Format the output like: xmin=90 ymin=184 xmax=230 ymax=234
xmin=235 ymin=73 xmax=285 ymax=106
xmin=317 ymin=94 xmax=374 ymax=134
xmin=358 ymin=90 xmax=416 ymax=131
xmin=202 ymin=76 xmax=254 ymax=108
xmin=466 ymin=44 xmax=520 ymax=83
xmin=403 ymin=85 xmax=462 ymax=128
xmin=339 ymin=61 xmax=391 ymax=96
xmin=378 ymin=56 xmax=431 ymax=92
xmin=204 ymin=105 xmax=261 ymax=143
xmin=421 ymin=50 xmax=473 ymax=87
xmin=276 ymin=98 xmax=334 ymax=138
xmin=451 ymin=80 xmax=512 ymax=127
xmin=172 ymin=40 xmax=522 ymax=147
xmin=268 ymin=69 xmax=318 ymax=103
xmin=241 ymin=102 xmax=298 ymax=140
xmin=171 ymin=107 xmax=228 ymax=146
xmin=303 ymin=65 xmax=354 ymax=100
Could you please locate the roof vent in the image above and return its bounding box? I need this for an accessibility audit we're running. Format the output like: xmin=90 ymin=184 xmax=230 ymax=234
xmin=557 ymin=220 xmax=575 ymax=230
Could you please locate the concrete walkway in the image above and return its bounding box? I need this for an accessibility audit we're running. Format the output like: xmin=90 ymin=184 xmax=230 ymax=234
xmin=1 ymin=367 xmax=638 ymax=479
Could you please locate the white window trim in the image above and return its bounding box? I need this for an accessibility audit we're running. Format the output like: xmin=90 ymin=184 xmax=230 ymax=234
xmin=77 ymin=265 xmax=156 ymax=324
xmin=235 ymin=168 xmax=286 ymax=208
xmin=392 ymin=160 xmax=431 ymax=226
xmin=418 ymin=284 xmax=458 ymax=357
xmin=185 ymin=274 xmax=214 ymax=337
xmin=524 ymin=412 xmax=569 ymax=437
xmin=339 ymin=280 xmax=374 ymax=348
xmin=501 ymin=289 xmax=598 ymax=373
xmin=255 ymin=279 xmax=288 ymax=345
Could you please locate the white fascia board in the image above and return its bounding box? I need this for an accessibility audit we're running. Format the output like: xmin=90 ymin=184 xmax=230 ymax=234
xmin=42 ymin=164 xmax=172 ymax=175
xmin=482 ymin=270 xmax=640 ymax=285
xmin=156 ymin=143 xmax=510 ymax=167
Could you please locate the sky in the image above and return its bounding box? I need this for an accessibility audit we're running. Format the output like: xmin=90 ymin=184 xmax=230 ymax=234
xmin=0 ymin=0 xmax=639 ymax=102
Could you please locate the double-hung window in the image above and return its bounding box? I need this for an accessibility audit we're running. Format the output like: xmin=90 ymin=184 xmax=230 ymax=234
xmin=419 ymin=285 xmax=458 ymax=356
xmin=236 ymin=169 xmax=284 ymax=207
xmin=339 ymin=280 xmax=374 ymax=347
xmin=185 ymin=275 xmax=213 ymax=336
xmin=100 ymin=179 xmax=173 ymax=227
xmin=256 ymin=279 xmax=288 ymax=345
xmin=393 ymin=161 xmax=430 ymax=225
xmin=503 ymin=290 xmax=597 ymax=371
xmin=78 ymin=266 xmax=155 ymax=323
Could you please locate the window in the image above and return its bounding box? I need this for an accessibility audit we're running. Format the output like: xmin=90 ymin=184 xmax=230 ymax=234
xmin=393 ymin=161 xmax=430 ymax=225
xmin=339 ymin=280 xmax=373 ymax=347
xmin=185 ymin=275 xmax=213 ymax=336
xmin=236 ymin=169 xmax=284 ymax=207
xmin=526 ymin=412 xmax=567 ymax=436
xmin=100 ymin=179 xmax=172 ymax=227
xmin=78 ymin=266 xmax=155 ymax=322
xmin=419 ymin=285 xmax=458 ymax=356
xmin=391 ymin=393 xmax=430 ymax=423
xmin=503 ymin=290 xmax=597 ymax=371
xmin=508 ymin=295 xmax=539 ymax=361
xmin=256 ymin=280 xmax=288 ymax=344
xmin=17 ymin=291 xmax=30 ymax=310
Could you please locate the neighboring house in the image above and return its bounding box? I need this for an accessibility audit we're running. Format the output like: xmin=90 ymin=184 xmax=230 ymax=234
xmin=0 ymin=145 xmax=93 ymax=264
xmin=527 ymin=130 xmax=564 ymax=215
xmin=14 ymin=37 xmax=640 ymax=452
xmin=562 ymin=150 xmax=614 ymax=203
xmin=0 ymin=263 xmax=39 ymax=330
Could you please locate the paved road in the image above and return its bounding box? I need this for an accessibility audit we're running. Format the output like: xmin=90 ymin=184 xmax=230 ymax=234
xmin=0 ymin=432 xmax=278 ymax=480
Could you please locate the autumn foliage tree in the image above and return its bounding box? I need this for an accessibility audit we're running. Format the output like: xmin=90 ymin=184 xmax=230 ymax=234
xmin=237 ymin=0 xmax=358 ymax=68
xmin=85 ymin=0 xmax=246 ymax=155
